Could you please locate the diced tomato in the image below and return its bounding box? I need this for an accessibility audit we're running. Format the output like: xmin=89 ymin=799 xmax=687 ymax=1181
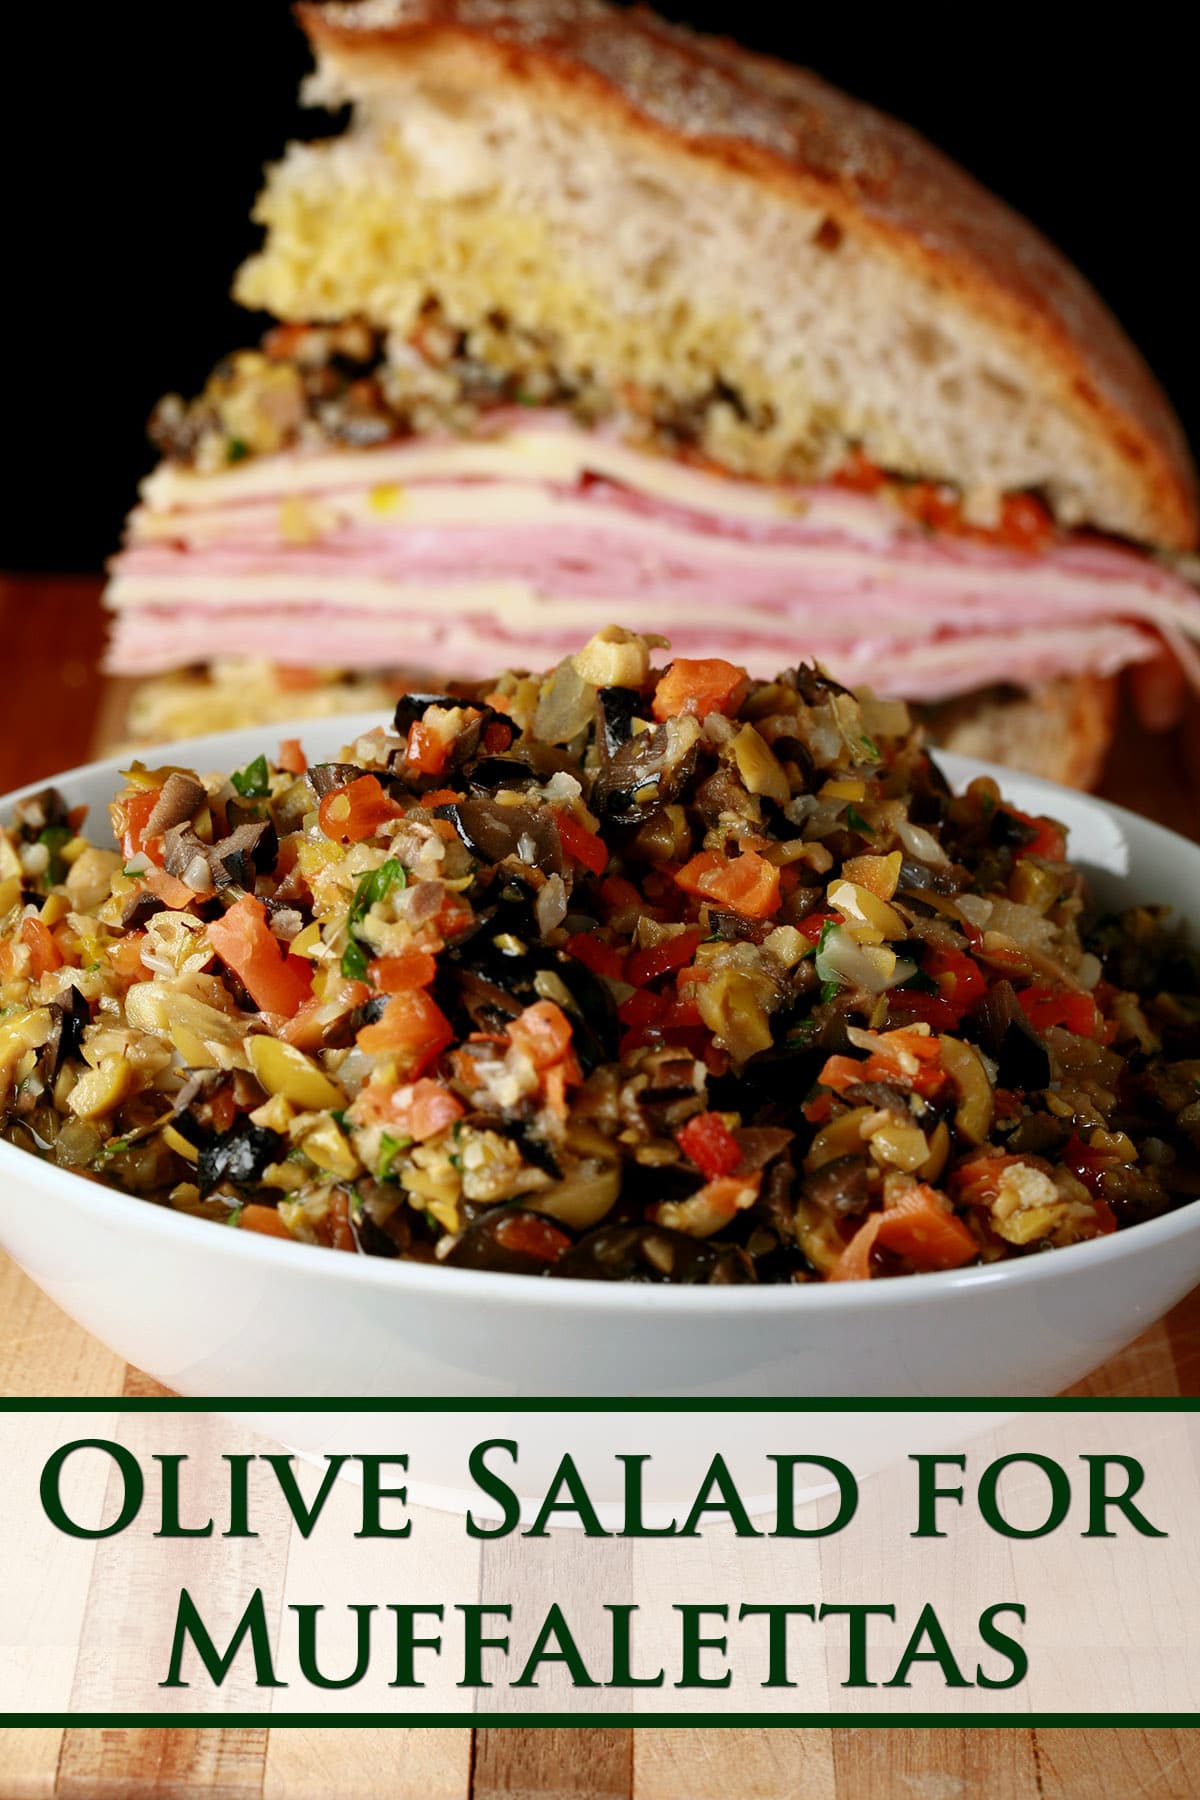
xmin=207 ymin=895 xmax=314 ymax=1017
xmin=239 ymin=1204 xmax=292 ymax=1240
xmin=368 ymin=949 xmax=438 ymax=992
xmin=1017 ymin=985 xmax=1103 ymax=1039
xmin=618 ymin=988 xmax=670 ymax=1031
xmin=831 ymin=1186 xmax=976 ymax=1281
xmin=369 ymin=1077 xmax=465 ymax=1142
xmin=652 ymin=657 xmax=747 ymax=722
xmin=492 ymin=1212 xmax=572 ymax=1264
xmin=277 ymin=738 xmax=307 ymax=776
xmin=1004 ymin=807 xmax=1067 ymax=862
xmin=818 ymin=1029 xmax=946 ymax=1100
xmin=556 ymin=811 xmax=608 ymax=875
xmin=406 ymin=719 xmax=450 ymax=777
xmin=902 ymin=481 xmax=964 ymax=534
xmin=833 ymin=448 xmax=886 ymax=494
xmin=797 ymin=910 xmax=839 ymax=944
xmin=924 ymin=946 xmax=985 ymax=1016
xmin=312 ymin=1191 xmax=356 ymax=1253
xmin=112 ymin=787 xmax=164 ymax=862
xmin=21 ymin=916 xmax=62 ymax=977
xmin=508 ymin=1000 xmax=576 ymax=1070
xmin=564 ymin=933 xmax=626 ymax=983
xmin=802 ymin=1091 xmax=834 ymax=1125
xmin=675 ymin=849 xmax=781 ymax=919
xmin=676 ymin=1110 xmax=742 ymax=1180
xmin=625 ymin=928 xmax=703 ymax=989
xmin=356 ymin=989 xmax=455 ymax=1077
xmin=318 ymin=775 xmax=402 ymax=845
xmin=997 ymin=492 xmax=1055 ymax=553
xmin=107 ymin=931 xmax=148 ymax=982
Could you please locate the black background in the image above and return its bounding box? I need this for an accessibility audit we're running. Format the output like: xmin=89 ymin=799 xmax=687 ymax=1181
xmin=5 ymin=4 xmax=1192 ymax=569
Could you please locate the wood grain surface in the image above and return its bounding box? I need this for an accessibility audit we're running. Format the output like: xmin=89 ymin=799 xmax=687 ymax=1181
xmin=2 ymin=574 xmax=1200 ymax=1798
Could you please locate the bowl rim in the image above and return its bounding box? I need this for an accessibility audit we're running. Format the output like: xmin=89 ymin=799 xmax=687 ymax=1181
xmin=3 ymin=718 xmax=1200 ymax=1319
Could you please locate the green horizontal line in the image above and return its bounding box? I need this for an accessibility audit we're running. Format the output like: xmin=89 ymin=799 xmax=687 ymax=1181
xmin=1 ymin=1711 xmax=1197 ymax=1729
xmin=0 ymin=1397 xmax=1198 ymax=1413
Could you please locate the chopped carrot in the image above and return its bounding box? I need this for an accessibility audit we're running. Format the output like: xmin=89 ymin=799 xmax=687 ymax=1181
xmin=406 ymin=719 xmax=450 ymax=777
xmin=318 ymin=775 xmax=402 ymax=845
xmin=356 ymin=989 xmax=454 ymax=1077
xmin=143 ymin=866 xmax=198 ymax=910
xmin=111 ymin=787 xmax=163 ymax=862
xmin=107 ymin=932 xmax=148 ymax=982
xmin=368 ymin=949 xmax=438 ymax=992
xmin=21 ymin=916 xmax=63 ymax=977
xmin=565 ymin=933 xmax=626 ymax=983
xmin=239 ymin=1204 xmax=292 ymax=1240
xmin=831 ymin=1186 xmax=976 ymax=1281
xmin=652 ymin=657 xmax=747 ymax=722
xmin=508 ymin=1000 xmax=575 ymax=1069
xmin=674 ymin=849 xmax=781 ymax=919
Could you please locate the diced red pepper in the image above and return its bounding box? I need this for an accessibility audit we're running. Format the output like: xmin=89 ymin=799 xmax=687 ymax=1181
xmin=318 ymin=775 xmax=402 ymax=845
xmin=556 ymin=811 xmax=608 ymax=875
xmin=1017 ymin=985 xmax=1103 ymax=1039
xmin=564 ymin=933 xmax=626 ymax=983
xmin=508 ymin=1000 xmax=576 ymax=1070
xmin=924 ymin=946 xmax=985 ymax=1015
xmin=652 ymin=658 xmax=746 ymax=722
xmin=1005 ymin=807 xmax=1067 ymax=862
xmin=206 ymin=895 xmax=314 ymax=1017
xmin=625 ymin=928 xmax=703 ymax=989
xmin=888 ymin=990 xmax=961 ymax=1032
xmin=676 ymin=1111 xmax=742 ymax=1180
xmin=797 ymin=910 xmax=839 ymax=944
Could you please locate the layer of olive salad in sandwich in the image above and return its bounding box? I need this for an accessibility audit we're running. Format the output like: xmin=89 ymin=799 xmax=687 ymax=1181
xmin=3 ymin=629 xmax=1199 ymax=1282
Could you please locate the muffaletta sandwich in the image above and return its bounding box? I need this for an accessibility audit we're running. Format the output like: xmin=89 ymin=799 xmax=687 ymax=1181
xmin=107 ymin=0 xmax=1200 ymax=783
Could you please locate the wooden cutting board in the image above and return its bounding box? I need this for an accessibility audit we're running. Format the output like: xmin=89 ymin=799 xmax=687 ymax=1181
xmin=2 ymin=574 xmax=1200 ymax=1797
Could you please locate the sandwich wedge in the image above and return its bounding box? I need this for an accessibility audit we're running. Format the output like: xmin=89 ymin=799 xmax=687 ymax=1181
xmin=106 ymin=0 xmax=1200 ymax=784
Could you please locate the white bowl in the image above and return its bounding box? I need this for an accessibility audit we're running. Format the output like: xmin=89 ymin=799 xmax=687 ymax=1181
xmin=1 ymin=720 xmax=1198 ymax=1403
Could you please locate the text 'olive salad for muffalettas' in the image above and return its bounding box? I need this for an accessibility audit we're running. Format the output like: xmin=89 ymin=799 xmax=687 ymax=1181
xmin=2 ymin=629 xmax=1199 ymax=1282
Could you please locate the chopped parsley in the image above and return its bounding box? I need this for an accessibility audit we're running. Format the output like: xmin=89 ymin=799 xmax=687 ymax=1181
xmin=231 ymin=753 xmax=270 ymax=799
xmin=340 ymin=938 xmax=370 ymax=981
xmin=377 ymin=1132 xmax=411 ymax=1182
xmin=342 ymin=859 xmax=406 ymax=978
xmin=860 ymin=734 xmax=880 ymax=758
xmin=227 ymin=437 xmax=249 ymax=463
xmin=224 ymin=1203 xmax=244 ymax=1228
xmin=845 ymin=805 xmax=870 ymax=832
xmin=820 ymin=979 xmax=841 ymax=1004
xmin=38 ymin=825 xmax=72 ymax=884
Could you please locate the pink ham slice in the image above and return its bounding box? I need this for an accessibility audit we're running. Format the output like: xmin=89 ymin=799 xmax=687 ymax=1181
xmin=105 ymin=413 xmax=1200 ymax=701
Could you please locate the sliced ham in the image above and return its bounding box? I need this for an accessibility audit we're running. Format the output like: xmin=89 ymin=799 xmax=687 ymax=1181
xmin=105 ymin=413 xmax=1200 ymax=702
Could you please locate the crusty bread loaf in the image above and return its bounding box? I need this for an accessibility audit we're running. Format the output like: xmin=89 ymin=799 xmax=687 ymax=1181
xmin=919 ymin=675 xmax=1117 ymax=790
xmin=121 ymin=657 xmax=1113 ymax=790
xmin=232 ymin=0 xmax=1197 ymax=549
